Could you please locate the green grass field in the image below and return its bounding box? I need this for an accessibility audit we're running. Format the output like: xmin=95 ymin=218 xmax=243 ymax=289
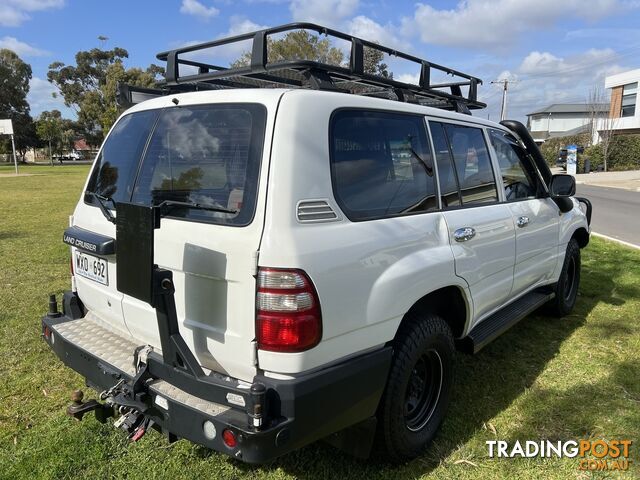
xmin=1 ymin=164 xmax=638 ymax=479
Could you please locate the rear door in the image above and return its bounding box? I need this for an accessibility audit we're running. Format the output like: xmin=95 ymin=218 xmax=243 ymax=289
xmin=428 ymin=121 xmax=516 ymax=322
xmin=73 ymin=110 xmax=161 ymax=334
xmin=85 ymin=101 xmax=270 ymax=382
xmin=487 ymin=129 xmax=559 ymax=294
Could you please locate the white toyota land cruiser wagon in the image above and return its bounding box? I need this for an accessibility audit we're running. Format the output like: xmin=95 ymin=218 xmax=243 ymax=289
xmin=42 ymin=23 xmax=592 ymax=464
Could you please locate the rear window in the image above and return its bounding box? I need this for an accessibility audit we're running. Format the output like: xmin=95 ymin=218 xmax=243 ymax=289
xmin=86 ymin=103 xmax=267 ymax=226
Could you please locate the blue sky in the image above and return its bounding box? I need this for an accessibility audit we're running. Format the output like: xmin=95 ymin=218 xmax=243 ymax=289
xmin=2 ymin=0 xmax=640 ymax=122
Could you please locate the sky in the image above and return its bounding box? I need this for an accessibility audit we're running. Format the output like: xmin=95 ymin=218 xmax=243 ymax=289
xmin=2 ymin=0 xmax=640 ymax=123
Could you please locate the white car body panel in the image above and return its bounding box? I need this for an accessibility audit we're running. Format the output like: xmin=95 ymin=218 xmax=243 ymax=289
xmin=70 ymin=88 xmax=590 ymax=380
xmin=508 ymin=198 xmax=560 ymax=295
xmin=440 ymin=204 xmax=516 ymax=325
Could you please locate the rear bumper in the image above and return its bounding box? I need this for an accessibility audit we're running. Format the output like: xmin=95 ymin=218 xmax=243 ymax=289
xmin=42 ymin=294 xmax=392 ymax=464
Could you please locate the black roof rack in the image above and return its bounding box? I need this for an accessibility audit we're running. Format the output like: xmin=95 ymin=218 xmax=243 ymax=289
xmin=144 ymin=23 xmax=485 ymax=113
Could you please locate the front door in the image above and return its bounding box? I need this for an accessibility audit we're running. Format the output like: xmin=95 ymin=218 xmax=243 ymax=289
xmin=487 ymin=128 xmax=559 ymax=295
xmin=429 ymin=121 xmax=516 ymax=324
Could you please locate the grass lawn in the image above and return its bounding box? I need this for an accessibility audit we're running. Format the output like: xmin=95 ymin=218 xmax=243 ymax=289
xmin=0 ymin=164 xmax=638 ymax=479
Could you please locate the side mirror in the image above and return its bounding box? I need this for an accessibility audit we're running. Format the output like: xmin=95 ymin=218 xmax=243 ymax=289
xmin=550 ymin=174 xmax=576 ymax=197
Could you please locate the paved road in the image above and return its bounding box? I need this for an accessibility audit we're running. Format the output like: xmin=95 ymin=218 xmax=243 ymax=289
xmin=576 ymin=184 xmax=640 ymax=246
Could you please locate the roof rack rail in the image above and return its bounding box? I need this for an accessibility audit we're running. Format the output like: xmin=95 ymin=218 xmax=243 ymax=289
xmin=148 ymin=22 xmax=485 ymax=113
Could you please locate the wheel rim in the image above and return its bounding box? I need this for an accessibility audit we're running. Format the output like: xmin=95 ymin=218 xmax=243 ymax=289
xmin=404 ymin=349 xmax=443 ymax=432
xmin=564 ymin=255 xmax=577 ymax=302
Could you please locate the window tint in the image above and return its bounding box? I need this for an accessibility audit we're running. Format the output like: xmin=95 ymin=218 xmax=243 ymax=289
xmin=87 ymin=109 xmax=160 ymax=203
xmin=429 ymin=122 xmax=498 ymax=207
xmin=430 ymin=122 xmax=461 ymax=207
xmin=330 ymin=110 xmax=437 ymax=221
xmin=131 ymin=104 xmax=266 ymax=226
xmin=488 ymin=129 xmax=538 ymax=201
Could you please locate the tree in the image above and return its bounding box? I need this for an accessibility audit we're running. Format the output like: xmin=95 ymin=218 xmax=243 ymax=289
xmin=586 ymin=85 xmax=617 ymax=172
xmin=231 ymin=30 xmax=391 ymax=77
xmin=47 ymin=48 xmax=164 ymax=145
xmin=36 ymin=110 xmax=63 ymax=165
xmin=362 ymin=46 xmax=392 ymax=78
xmin=0 ymin=49 xmax=38 ymax=159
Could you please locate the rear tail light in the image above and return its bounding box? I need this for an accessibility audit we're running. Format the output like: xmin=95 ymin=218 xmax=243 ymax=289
xmin=256 ymin=268 xmax=322 ymax=352
xmin=222 ymin=428 xmax=237 ymax=448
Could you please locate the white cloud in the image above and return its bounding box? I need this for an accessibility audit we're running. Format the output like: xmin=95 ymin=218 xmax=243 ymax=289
xmin=0 ymin=0 xmax=64 ymax=27
xmin=224 ymin=16 xmax=267 ymax=36
xmin=396 ymin=73 xmax=420 ymax=85
xmin=0 ymin=36 xmax=49 ymax=56
xmin=176 ymin=16 xmax=268 ymax=68
xmin=289 ymin=0 xmax=359 ymax=27
xmin=518 ymin=48 xmax=624 ymax=80
xmin=27 ymin=77 xmax=74 ymax=118
xmin=402 ymin=0 xmax=623 ymax=49
xmin=179 ymin=0 xmax=220 ymax=20
xmin=479 ymin=48 xmax=628 ymax=121
xmin=346 ymin=15 xmax=407 ymax=51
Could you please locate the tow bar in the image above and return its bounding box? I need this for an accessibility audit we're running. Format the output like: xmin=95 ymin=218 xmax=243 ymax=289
xmin=65 ymin=342 xmax=159 ymax=441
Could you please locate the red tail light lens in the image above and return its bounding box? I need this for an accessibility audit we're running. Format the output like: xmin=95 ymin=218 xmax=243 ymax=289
xmin=256 ymin=268 xmax=322 ymax=352
xmin=222 ymin=429 xmax=237 ymax=448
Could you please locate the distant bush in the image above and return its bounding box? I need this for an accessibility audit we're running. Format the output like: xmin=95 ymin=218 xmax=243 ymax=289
xmin=607 ymin=134 xmax=640 ymax=171
xmin=539 ymin=134 xmax=590 ymax=168
xmin=538 ymin=133 xmax=640 ymax=172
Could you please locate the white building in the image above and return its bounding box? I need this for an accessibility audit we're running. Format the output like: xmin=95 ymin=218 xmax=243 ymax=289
xmin=601 ymin=69 xmax=640 ymax=134
xmin=526 ymin=104 xmax=607 ymax=144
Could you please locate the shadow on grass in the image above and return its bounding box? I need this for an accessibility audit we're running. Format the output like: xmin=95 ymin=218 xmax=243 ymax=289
xmin=227 ymin=242 xmax=638 ymax=479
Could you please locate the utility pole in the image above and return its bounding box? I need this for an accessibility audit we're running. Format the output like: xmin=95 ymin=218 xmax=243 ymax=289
xmin=491 ymin=79 xmax=515 ymax=121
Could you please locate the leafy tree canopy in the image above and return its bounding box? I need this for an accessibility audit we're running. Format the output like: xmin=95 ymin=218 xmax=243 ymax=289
xmin=48 ymin=47 xmax=164 ymax=146
xmin=0 ymin=49 xmax=38 ymax=156
xmin=231 ymin=30 xmax=391 ymax=78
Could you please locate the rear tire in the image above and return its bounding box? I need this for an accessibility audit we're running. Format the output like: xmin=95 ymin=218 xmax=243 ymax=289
xmin=375 ymin=312 xmax=455 ymax=462
xmin=547 ymin=238 xmax=580 ymax=317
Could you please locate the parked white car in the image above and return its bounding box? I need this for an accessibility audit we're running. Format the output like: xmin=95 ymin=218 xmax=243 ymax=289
xmin=42 ymin=23 xmax=591 ymax=464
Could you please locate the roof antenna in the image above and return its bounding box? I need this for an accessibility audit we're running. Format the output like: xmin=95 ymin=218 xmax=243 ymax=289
xmin=172 ymin=98 xmax=179 ymax=105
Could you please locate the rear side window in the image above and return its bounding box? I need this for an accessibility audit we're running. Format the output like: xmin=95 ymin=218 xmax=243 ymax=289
xmin=86 ymin=104 xmax=267 ymax=226
xmin=430 ymin=122 xmax=498 ymax=207
xmin=488 ymin=129 xmax=538 ymax=201
xmin=330 ymin=110 xmax=437 ymax=221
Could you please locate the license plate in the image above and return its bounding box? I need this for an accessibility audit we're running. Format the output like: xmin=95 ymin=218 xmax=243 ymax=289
xmin=74 ymin=251 xmax=109 ymax=285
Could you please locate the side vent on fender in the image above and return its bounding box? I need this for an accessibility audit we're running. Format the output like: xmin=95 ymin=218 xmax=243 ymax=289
xmin=296 ymin=200 xmax=339 ymax=223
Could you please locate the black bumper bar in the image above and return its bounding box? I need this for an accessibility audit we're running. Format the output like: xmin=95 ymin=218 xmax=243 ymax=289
xmin=41 ymin=297 xmax=392 ymax=464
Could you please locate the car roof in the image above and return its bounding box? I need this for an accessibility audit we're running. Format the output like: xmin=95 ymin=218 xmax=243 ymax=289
xmin=122 ymin=87 xmax=508 ymax=133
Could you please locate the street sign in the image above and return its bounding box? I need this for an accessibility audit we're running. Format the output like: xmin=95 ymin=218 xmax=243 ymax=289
xmin=566 ymin=144 xmax=577 ymax=176
xmin=0 ymin=119 xmax=14 ymax=135
xmin=0 ymin=119 xmax=18 ymax=174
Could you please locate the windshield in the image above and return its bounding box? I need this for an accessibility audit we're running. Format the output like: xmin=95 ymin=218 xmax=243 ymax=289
xmin=86 ymin=103 xmax=267 ymax=226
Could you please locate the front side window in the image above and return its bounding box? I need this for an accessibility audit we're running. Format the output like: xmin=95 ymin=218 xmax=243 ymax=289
xmin=330 ymin=110 xmax=436 ymax=221
xmin=488 ymin=129 xmax=538 ymax=201
xmin=430 ymin=122 xmax=498 ymax=206
xmin=621 ymin=82 xmax=637 ymax=118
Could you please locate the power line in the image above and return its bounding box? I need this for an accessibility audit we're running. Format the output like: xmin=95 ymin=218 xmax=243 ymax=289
xmin=515 ymin=45 xmax=640 ymax=82
xmin=490 ymin=79 xmax=517 ymax=121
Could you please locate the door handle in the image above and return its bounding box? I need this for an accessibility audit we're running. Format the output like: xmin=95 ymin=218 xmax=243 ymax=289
xmin=453 ymin=227 xmax=476 ymax=242
xmin=516 ymin=216 xmax=530 ymax=228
